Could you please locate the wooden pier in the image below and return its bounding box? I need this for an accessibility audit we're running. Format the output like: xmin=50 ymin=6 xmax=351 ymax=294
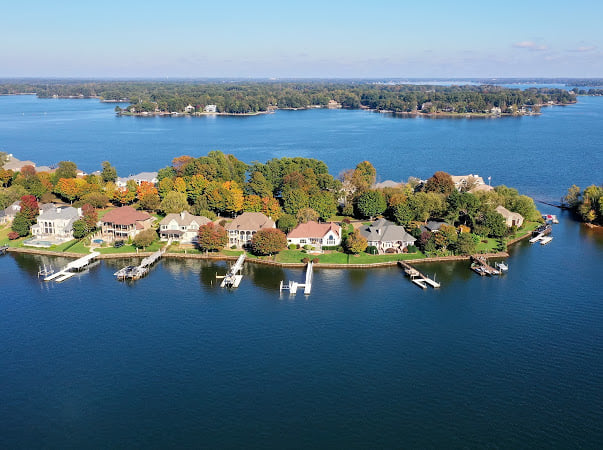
xmin=44 ymin=251 xmax=100 ymax=283
xmin=470 ymin=255 xmax=501 ymax=276
xmin=217 ymin=254 xmax=246 ymax=288
xmin=280 ymin=262 xmax=313 ymax=295
xmin=398 ymin=261 xmax=440 ymax=288
xmin=114 ymin=240 xmax=170 ymax=281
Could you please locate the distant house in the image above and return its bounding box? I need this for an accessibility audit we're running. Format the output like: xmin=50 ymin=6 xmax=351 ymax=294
xmin=184 ymin=104 xmax=195 ymax=113
xmin=287 ymin=221 xmax=341 ymax=249
xmin=101 ymin=206 xmax=154 ymax=242
xmin=1 ymin=154 xmax=36 ymax=172
xmin=204 ymin=104 xmax=217 ymax=113
xmin=450 ymin=174 xmax=488 ymax=192
xmin=373 ymin=180 xmax=402 ymax=189
xmin=116 ymin=172 xmax=159 ymax=188
xmin=0 ymin=201 xmax=21 ymax=224
xmin=491 ymin=106 xmax=502 ymax=115
xmin=225 ymin=212 xmax=275 ymax=247
xmin=495 ymin=205 xmax=524 ymax=228
xmin=359 ymin=219 xmax=416 ymax=254
xmin=159 ymin=211 xmax=212 ymax=244
xmin=327 ymin=99 xmax=342 ymax=109
xmin=31 ymin=205 xmax=81 ymax=243
xmin=420 ymin=220 xmax=450 ymax=234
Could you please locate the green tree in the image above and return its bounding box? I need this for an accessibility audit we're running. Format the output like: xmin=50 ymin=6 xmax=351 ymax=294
xmin=277 ymin=214 xmax=298 ymax=233
xmin=81 ymin=204 xmax=98 ymax=230
xmin=55 ymin=161 xmax=78 ymax=179
xmin=160 ymin=191 xmax=189 ymax=214
xmin=251 ymin=228 xmax=287 ymax=255
xmin=296 ymin=207 xmax=319 ymax=224
xmin=355 ymin=190 xmax=386 ymax=219
xmin=101 ymin=161 xmax=117 ymax=183
xmin=72 ymin=219 xmax=88 ymax=239
xmin=390 ymin=201 xmax=414 ymax=226
xmin=352 ymin=161 xmax=376 ymax=192
xmin=132 ymin=229 xmax=157 ymax=249
xmin=308 ymin=191 xmax=337 ymax=221
xmin=246 ymin=171 xmax=273 ymax=198
xmin=453 ymin=232 xmax=478 ymax=255
xmin=282 ymin=188 xmax=309 ymax=215
xmin=344 ymin=229 xmax=368 ymax=254
xmin=11 ymin=212 xmax=31 ymax=237
xmin=197 ymin=222 xmax=228 ymax=252
xmin=563 ymin=185 xmax=581 ymax=208
xmin=483 ymin=211 xmax=507 ymax=238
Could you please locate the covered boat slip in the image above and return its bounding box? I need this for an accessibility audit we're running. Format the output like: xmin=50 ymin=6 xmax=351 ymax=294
xmin=43 ymin=251 xmax=101 ymax=282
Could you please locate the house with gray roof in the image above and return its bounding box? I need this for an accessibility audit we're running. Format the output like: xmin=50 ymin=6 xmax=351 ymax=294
xmin=359 ymin=219 xmax=416 ymax=254
xmin=31 ymin=205 xmax=81 ymax=243
xmin=420 ymin=220 xmax=450 ymax=234
xmin=159 ymin=211 xmax=212 ymax=244
xmin=0 ymin=201 xmax=21 ymax=224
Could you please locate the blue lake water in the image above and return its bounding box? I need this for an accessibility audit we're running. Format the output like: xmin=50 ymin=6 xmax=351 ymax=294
xmin=1 ymin=94 xmax=602 ymax=447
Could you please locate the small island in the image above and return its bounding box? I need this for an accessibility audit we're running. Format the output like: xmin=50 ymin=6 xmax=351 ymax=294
xmin=1 ymin=151 xmax=543 ymax=268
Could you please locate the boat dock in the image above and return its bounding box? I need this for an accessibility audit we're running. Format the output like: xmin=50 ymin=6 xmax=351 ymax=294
xmin=398 ymin=261 xmax=440 ymax=289
xmin=217 ymin=254 xmax=246 ymax=288
xmin=470 ymin=255 xmax=501 ymax=276
xmin=114 ymin=240 xmax=170 ymax=281
xmin=280 ymin=262 xmax=314 ymax=295
xmin=0 ymin=245 xmax=8 ymax=255
xmin=44 ymin=251 xmax=100 ymax=282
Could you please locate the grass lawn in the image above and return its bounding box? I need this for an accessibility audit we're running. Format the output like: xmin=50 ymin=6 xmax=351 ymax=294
xmin=475 ymin=238 xmax=500 ymax=253
xmin=276 ymin=249 xmax=425 ymax=264
xmin=47 ymin=239 xmax=79 ymax=252
xmin=508 ymin=221 xmax=540 ymax=240
xmin=0 ymin=226 xmax=29 ymax=247
xmin=97 ymin=208 xmax=114 ymax=220
xmin=95 ymin=241 xmax=163 ymax=254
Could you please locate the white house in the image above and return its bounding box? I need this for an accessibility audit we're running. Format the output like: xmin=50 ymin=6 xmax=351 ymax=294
xmin=184 ymin=104 xmax=195 ymax=113
xmin=31 ymin=205 xmax=81 ymax=243
xmin=159 ymin=211 xmax=212 ymax=244
xmin=203 ymin=104 xmax=217 ymax=113
xmin=287 ymin=221 xmax=341 ymax=249
xmin=225 ymin=212 xmax=275 ymax=247
xmin=116 ymin=172 xmax=159 ymax=188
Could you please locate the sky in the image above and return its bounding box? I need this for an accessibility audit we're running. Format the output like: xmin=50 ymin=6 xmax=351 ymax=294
xmin=1 ymin=0 xmax=602 ymax=78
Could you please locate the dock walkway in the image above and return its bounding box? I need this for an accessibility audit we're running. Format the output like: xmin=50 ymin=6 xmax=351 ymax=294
xmin=398 ymin=261 xmax=440 ymax=288
xmin=44 ymin=251 xmax=100 ymax=282
xmin=114 ymin=239 xmax=171 ymax=280
xmin=280 ymin=262 xmax=313 ymax=295
xmin=470 ymin=255 xmax=501 ymax=276
xmin=218 ymin=254 xmax=246 ymax=288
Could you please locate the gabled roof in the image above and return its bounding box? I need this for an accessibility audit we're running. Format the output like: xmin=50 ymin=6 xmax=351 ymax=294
xmin=495 ymin=205 xmax=523 ymax=220
xmin=103 ymin=206 xmax=151 ymax=225
xmin=360 ymin=219 xmax=415 ymax=243
xmin=287 ymin=221 xmax=340 ymax=239
xmin=159 ymin=211 xmax=211 ymax=227
xmin=225 ymin=212 xmax=275 ymax=231
xmin=38 ymin=206 xmax=80 ymax=221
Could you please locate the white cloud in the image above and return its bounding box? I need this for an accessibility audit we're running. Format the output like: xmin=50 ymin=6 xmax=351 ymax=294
xmin=568 ymin=46 xmax=597 ymax=53
xmin=513 ymin=41 xmax=548 ymax=51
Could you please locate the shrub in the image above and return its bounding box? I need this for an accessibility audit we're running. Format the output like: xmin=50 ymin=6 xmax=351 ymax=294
xmin=342 ymin=218 xmax=351 ymax=224
xmin=301 ymin=257 xmax=310 ymax=264
xmin=385 ymin=248 xmax=396 ymax=253
xmin=406 ymin=245 xmax=418 ymax=253
xmin=230 ymin=245 xmax=237 ymax=249
xmin=303 ymin=244 xmax=313 ymax=250
xmin=132 ymin=229 xmax=157 ymax=248
xmin=311 ymin=258 xmax=319 ymax=263
xmin=288 ymin=243 xmax=297 ymax=250
xmin=365 ymin=245 xmax=378 ymax=255
xmin=8 ymin=231 xmax=20 ymax=240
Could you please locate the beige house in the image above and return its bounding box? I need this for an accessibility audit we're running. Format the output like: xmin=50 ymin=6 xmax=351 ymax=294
xmin=225 ymin=212 xmax=275 ymax=247
xmin=159 ymin=211 xmax=211 ymax=244
xmin=101 ymin=206 xmax=154 ymax=242
xmin=496 ymin=205 xmax=524 ymax=228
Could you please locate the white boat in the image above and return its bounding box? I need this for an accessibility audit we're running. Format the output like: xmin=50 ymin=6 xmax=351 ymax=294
xmin=495 ymin=262 xmax=508 ymax=272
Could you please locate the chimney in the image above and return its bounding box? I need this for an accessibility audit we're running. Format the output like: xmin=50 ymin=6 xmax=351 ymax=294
xmin=180 ymin=211 xmax=185 ymax=220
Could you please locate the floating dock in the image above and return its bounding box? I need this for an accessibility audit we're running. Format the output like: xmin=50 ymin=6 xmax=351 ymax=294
xmin=217 ymin=254 xmax=246 ymax=288
xmin=44 ymin=251 xmax=100 ymax=282
xmin=470 ymin=255 xmax=501 ymax=276
xmin=280 ymin=262 xmax=313 ymax=295
xmin=114 ymin=240 xmax=171 ymax=281
xmin=398 ymin=261 xmax=440 ymax=288
xmin=540 ymin=236 xmax=553 ymax=245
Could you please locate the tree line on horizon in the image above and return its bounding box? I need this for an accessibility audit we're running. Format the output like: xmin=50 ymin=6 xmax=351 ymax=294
xmin=0 ymin=81 xmax=576 ymax=114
